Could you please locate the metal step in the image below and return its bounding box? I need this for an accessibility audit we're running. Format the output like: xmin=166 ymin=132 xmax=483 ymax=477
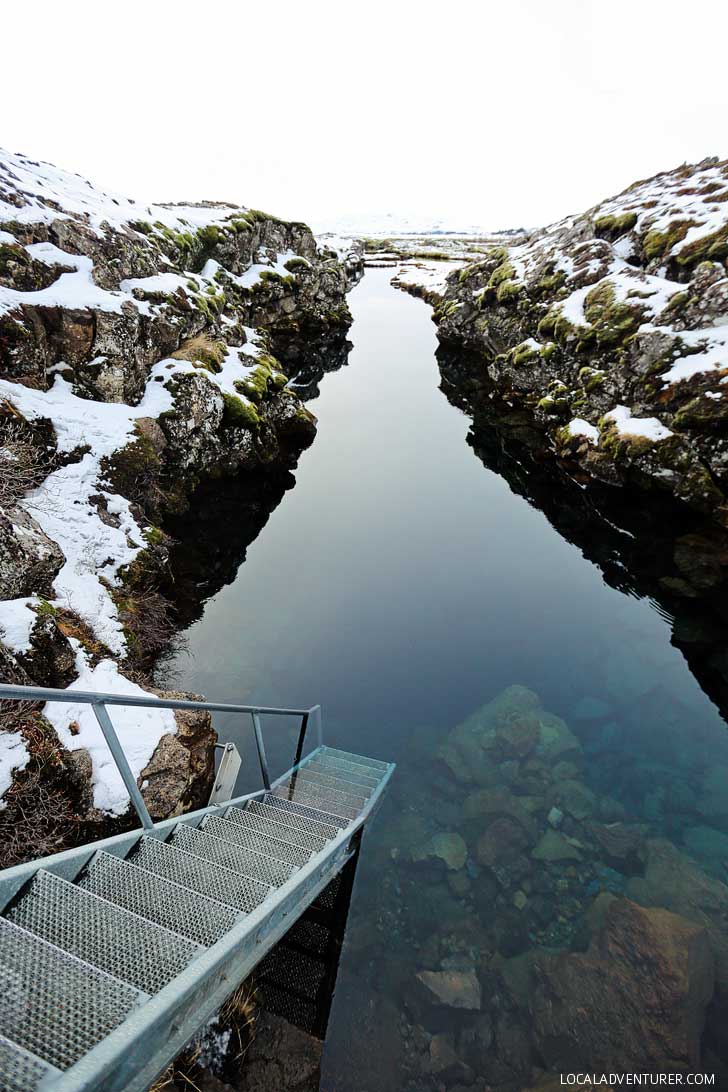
xmin=78 ymin=851 xmax=237 ymax=948
xmin=204 ymin=811 xmax=327 ymax=859
xmin=175 ymin=821 xmax=297 ymax=887
xmin=305 ymin=757 xmax=381 ymax=789
xmin=279 ymin=774 xmax=369 ymax=810
xmin=198 ymin=814 xmax=310 ymax=870
xmin=247 ymin=796 xmax=342 ymax=837
xmin=0 ymin=916 xmax=141 ymax=1070
xmin=129 ymin=836 xmax=271 ymax=914
xmin=6 ymin=868 xmax=200 ymax=996
xmin=167 ymin=826 xmax=274 ymax=907
xmin=260 ymin=792 xmax=352 ymax=831
xmin=257 ymin=945 xmax=327 ymax=1001
xmin=292 ymin=765 xmax=375 ymax=797
xmin=271 ymin=783 xmax=360 ymax=821
xmin=320 ymin=745 xmax=389 ymax=772
xmin=224 ymin=802 xmax=336 ymax=849
xmin=0 ymin=1034 xmax=60 ymax=1092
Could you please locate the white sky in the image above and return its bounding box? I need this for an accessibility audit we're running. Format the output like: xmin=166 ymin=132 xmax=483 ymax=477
xmin=2 ymin=0 xmax=727 ymax=232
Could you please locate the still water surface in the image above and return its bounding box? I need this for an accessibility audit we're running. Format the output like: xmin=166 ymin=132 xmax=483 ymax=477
xmin=173 ymin=269 xmax=728 ymax=1088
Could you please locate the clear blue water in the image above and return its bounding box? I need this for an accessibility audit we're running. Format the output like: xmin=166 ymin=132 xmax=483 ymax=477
xmin=172 ymin=269 xmax=728 ymax=1087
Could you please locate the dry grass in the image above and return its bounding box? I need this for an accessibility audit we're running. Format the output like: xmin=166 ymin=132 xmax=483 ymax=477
xmin=171 ymin=334 xmax=227 ymax=373
xmin=0 ymin=415 xmax=50 ymax=507
xmin=217 ymin=979 xmax=258 ymax=1061
xmin=0 ymin=704 xmax=85 ymax=868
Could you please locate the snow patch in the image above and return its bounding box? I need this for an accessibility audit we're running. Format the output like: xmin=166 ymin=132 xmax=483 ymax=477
xmin=567 ymin=418 xmax=599 ymax=444
xmin=43 ymin=649 xmax=177 ymax=816
xmin=0 ymin=732 xmax=30 ymax=811
xmin=605 ymin=405 xmax=673 ymax=442
xmin=0 ymin=597 xmax=39 ymax=653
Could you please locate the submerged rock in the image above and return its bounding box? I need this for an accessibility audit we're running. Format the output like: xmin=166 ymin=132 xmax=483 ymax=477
xmin=531 ymin=829 xmax=582 ymax=862
xmin=412 ymin=831 xmax=468 ymax=871
xmin=627 ymin=838 xmax=728 ymax=992
xmin=416 ymin=968 xmax=482 ymax=1010
xmin=531 ymin=898 xmax=714 ymax=1072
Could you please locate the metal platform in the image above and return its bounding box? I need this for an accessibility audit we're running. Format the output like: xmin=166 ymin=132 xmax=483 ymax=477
xmin=0 ymin=683 xmax=394 ymax=1092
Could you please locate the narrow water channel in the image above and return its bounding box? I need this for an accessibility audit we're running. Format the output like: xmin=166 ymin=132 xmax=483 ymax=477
xmin=173 ymin=268 xmax=728 ymax=1088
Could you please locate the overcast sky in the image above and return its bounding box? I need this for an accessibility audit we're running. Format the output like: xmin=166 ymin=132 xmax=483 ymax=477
xmin=2 ymin=0 xmax=727 ymax=232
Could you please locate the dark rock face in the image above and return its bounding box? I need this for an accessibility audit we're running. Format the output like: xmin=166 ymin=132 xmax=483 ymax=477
xmin=412 ymin=157 xmax=728 ymax=522
xmin=530 ymin=898 xmax=714 ymax=1073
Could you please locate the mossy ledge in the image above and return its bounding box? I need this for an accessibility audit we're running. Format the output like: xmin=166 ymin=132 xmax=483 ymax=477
xmin=400 ymin=154 xmax=728 ymax=524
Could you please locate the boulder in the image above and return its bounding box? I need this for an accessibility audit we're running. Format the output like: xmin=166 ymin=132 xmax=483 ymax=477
xmin=552 ymin=777 xmax=595 ymax=820
xmin=531 ymin=898 xmax=714 ymax=1072
xmin=627 ymin=838 xmax=728 ymax=992
xmin=462 ymin=787 xmax=537 ymax=839
xmin=531 ymin=829 xmax=582 ymax=862
xmin=0 ymin=508 xmax=63 ymax=599
xmin=140 ymin=691 xmax=216 ymax=819
xmin=416 ymin=969 xmax=482 ymax=1010
xmin=587 ymin=820 xmax=647 ymax=873
xmin=477 ymin=817 xmax=531 ymax=867
xmin=412 ymin=831 xmax=468 ymax=871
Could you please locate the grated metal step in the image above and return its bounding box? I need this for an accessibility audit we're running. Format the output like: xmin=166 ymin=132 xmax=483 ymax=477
xmin=177 ymin=821 xmax=297 ymax=887
xmin=197 ymin=814 xmax=310 ymax=870
xmin=247 ymin=796 xmax=342 ymax=837
xmin=78 ymin=851 xmax=236 ymax=948
xmin=320 ymin=746 xmax=389 ymax=772
xmin=280 ymin=774 xmax=369 ymax=810
xmin=0 ymin=916 xmax=141 ymax=1070
xmin=0 ymin=1034 xmax=60 ymax=1092
xmin=6 ymin=869 xmax=200 ymax=996
xmin=260 ymin=792 xmax=352 ymax=831
xmin=305 ymin=757 xmax=381 ymax=789
xmin=130 ymin=836 xmax=271 ymax=914
xmin=222 ymin=803 xmax=336 ymax=851
xmin=238 ymin=801 xmax=338 ymax=850
xmin=204 ymin=811 xmax=327 ymax=859
xmin=257 ymin=945 xmax=327 ymax=1001
xmin=167 ymin=826 xmax=274 ymax=907
xmin=271 ymin=783 xmax=360 ymax=821
xmin=292 ymin=765 xmax=375 ymax=797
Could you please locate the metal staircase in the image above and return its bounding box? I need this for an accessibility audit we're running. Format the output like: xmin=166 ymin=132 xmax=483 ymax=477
xmin=0 ymin=683 xmax=394 ymax=1092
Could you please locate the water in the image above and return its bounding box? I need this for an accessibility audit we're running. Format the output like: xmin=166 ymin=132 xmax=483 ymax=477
xmin=172 ymin=269 xmax=728 ymax=1087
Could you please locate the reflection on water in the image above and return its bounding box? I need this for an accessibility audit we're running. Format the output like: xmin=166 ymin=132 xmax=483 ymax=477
xmin=171 ymin=270 xmax=728 ymax=1088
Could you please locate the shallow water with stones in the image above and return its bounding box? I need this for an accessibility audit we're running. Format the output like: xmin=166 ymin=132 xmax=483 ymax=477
xmin=170 ymin=268 xmax=728 ymax=1089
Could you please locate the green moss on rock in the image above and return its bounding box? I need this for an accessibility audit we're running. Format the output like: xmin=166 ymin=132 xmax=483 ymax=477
xmin=221 ymin=393 xmax=260 ymax=429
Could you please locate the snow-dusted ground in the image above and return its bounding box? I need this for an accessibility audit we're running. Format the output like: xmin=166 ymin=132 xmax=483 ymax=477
xmin=0 ymin=148 xmax=247 ymax=236
xmin=392 ymin=259 xmax=466 ymax=297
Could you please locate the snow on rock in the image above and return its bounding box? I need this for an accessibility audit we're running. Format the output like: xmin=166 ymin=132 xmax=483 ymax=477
xmin=392 ymin=260 xmax=465 ymax=300
xmin=0 ymin=147 xmax=248 ymax=236
xmin=419 ymin=155 xmax=728 ymax=519
xmin=0 ymin=365 xmax=179 ymax=653
xmin=0 ymin=731 xmax=30 ymax=811
xmin=43 ymin=648 xmax=177 ymax=816
xmin=605 ymin=405 xmax=673 ymax=442
xmin=566 ymin=418 xmax=600 ymax=444
xmin=0 ymin=597 xmax=40 ymax=653
xmin=0 ymin=145 xmax=362 ymax=825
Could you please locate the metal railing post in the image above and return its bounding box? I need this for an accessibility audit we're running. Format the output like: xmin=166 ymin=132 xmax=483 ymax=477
xmin=251 ymin=711 xmax=271 ymax=790
xmin=92 ymin=701 xmax=154 ymax=829
xmin=310 ymin=704 xmax=323 ymax=747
